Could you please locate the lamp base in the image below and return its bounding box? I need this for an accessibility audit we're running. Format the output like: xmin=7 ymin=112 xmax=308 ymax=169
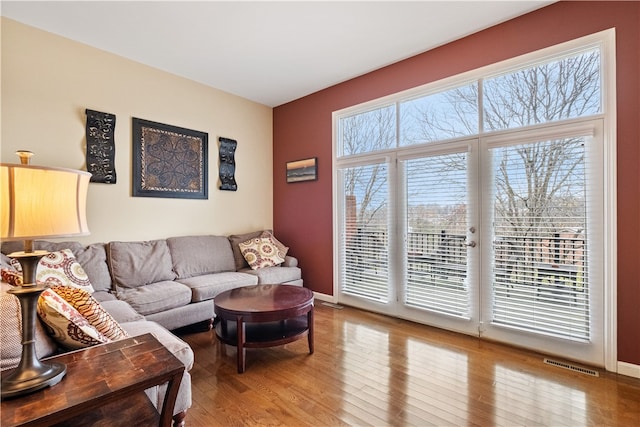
xmin=1 ymin=361 xmax=66 ymax=399
xmin=0 ymin=284 xmax=66 ymax=400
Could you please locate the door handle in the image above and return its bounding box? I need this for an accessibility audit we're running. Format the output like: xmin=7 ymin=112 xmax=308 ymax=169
xmin=464 ymin=241 xmax=476 ymax=248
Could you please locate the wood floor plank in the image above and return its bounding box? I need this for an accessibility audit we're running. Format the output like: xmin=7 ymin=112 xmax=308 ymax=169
xmin=179 ymin=303 xmax=640 ymax=426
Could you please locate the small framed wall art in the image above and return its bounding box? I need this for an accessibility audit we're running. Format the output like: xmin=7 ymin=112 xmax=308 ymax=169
xmin=286 ymin=157 xmax=317 ymax=183
xmin=132 ymin=118 xmax=208 ymax=199
xmin=85 ymin=109 xmax=117 ymax=184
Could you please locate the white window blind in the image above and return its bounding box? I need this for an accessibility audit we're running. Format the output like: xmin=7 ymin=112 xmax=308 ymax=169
xmin=490 ymin=137 xmax=591 ymax=341
xmin=403 ymin=153 xmax=470 ymax=317
xmin=340 ymin=163 xmax=390 ymax=303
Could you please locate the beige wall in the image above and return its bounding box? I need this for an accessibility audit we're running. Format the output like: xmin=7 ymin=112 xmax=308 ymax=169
xmin=1 ymin=18 xmax=273 ymax=245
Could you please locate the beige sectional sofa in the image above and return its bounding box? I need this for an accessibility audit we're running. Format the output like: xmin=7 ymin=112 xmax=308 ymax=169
xmin=0 ymin=230 xmax=302 ymax=426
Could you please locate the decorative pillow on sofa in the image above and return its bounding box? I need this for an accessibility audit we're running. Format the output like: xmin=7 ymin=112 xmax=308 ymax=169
xmin=229 ymin=230 xmax=269 ymax=270
xmin=36 ymin=249 xmax=95 ymax=293
xmin=260 ymin=231 xmax=289 ymax=260
xmin=1 ymin=268 xmax=23 ymax=286
xmin=37 ymin=288 xmax=109 ymax=350
xmin=50 ymin=285 xmax=128 ymax=341
xmin=239 ymin=236 xmax=286 ymax=270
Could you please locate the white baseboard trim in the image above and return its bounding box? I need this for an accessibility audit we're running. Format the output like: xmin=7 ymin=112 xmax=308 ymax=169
xmin=617 ymin=361 xmax=640 ymax=379
xmin=312 ymin=292 xmax=335 ymax=303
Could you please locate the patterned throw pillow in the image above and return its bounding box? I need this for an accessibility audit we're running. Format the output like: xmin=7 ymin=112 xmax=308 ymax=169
xmin=50 ymin=285 xmax=128 ymax=341
xmin=1 ymin=268 xmax=23 ymax=286
xmin=260 ymin=231 xmax=289 ymax=260
xmin=37 ymin=288 xmax=109 ymax=350
xmin=239 ymin=237 xmax=286 ymax=270
xmin=36 ymin=249 xmax=95 ymax=293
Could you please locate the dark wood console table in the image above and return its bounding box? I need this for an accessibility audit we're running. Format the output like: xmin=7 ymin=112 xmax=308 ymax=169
xmin=1 ymin=333 xmax=184 ymax=427
xmin=214 ymin=284 xmax=314 ymax=373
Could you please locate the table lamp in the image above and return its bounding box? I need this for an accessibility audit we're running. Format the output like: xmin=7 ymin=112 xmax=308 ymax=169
xmin=1 ymin=151 xmax=91 ymax=399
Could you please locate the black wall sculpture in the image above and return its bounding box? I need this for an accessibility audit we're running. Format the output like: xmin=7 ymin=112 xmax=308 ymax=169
xmin=218 ymin=137 xmax=237 ymax=191
xmin=85 ymin=109 xmax=116 ymax=184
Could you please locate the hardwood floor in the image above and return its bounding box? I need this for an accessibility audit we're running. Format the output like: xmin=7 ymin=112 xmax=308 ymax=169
xmin=178 ymin=303 xmax=640 ymax=426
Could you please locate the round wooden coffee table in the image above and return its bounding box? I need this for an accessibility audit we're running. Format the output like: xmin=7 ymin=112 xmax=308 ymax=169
xmin=213 ymin=284 xmax=314 ymax=373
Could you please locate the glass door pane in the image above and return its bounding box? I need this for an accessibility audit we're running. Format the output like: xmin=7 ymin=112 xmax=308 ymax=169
xmin=339 ymin=162 xmax=390 ymax=303
xmin=403 ymin=152 xmax=472 ymax=318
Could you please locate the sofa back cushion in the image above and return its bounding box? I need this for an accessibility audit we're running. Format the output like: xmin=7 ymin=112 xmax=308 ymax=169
xmin=108 ymin=240 xmax=176 ymax=288
xmin=73 ymin=243 xmax=112 ymax=293
xmin=1 ymin=240 xmax=84 ymax=258
xmin=167 ymin=235 xmax=235 ymax=279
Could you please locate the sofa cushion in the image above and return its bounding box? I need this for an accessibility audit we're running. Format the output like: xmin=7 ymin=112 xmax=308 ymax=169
xmin=145 ymin=300 xmax=214 ymax=332
xmin=50 ymin=285 xmax=128 ymax=342
xmin=228 ymin=230 xmax=267 ymax=271
xmin=239 ymin=237 xmax=285 ymax=270
xmin=73 ymin=243 xmax=112 ymax=293
xmin=37 ymin=288 xmax=110 ymax=350
xmin=108 ymin=240 xmax=176 ymax=288
xmin=167 ymin=235 xmax=235 ymax=279
xmin=240 ymin=266 xmax=302 ymax=285
xmin=1 ymin=283 xmax=57 ymax=371
xmin=176 ymin=271 xmax=258 ymax=302
xmin=36 ymin=249 xmax=95 ymax=293
xmin=91 ymin=290 xmax=118 ymax=302
xmin=100 ymin=300 xmax=145 ymax=323
xmin=116 ymin=281 xmax=192 ymax=316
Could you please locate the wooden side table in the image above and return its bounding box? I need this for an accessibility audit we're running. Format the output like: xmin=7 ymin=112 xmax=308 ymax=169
xmin=1 ymin=333 xmax=184 ymax=427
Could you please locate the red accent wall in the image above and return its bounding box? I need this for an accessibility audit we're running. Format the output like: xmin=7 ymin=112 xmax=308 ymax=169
xmin=273 ymin=2 xmax=640 ymax=364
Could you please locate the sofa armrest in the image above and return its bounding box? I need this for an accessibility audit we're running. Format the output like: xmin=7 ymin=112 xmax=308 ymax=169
xmin=282 ymin=255 xmax=298 ymax=268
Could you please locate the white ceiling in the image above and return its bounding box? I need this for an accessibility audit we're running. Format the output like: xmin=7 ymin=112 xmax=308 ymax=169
xmin=1 ymin=1 xmax=554 ymax=107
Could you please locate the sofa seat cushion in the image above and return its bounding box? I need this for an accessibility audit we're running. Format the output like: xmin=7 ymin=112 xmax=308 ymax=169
xmin=176 ymin=272 xmax=258 ymax=302
xmin=145 ymin=301 xmax=214 ymax=331
xmin=121 ymin=320 xmax=194 ymax=371
xmin=240 ymin=266 xmax=302 ymax=285
xmin=167 ymin=235 xmax=236 ymax=279
xmin=116 ymin=281 xmax=191 ymax=316
xmin=108 ymin=240 xmax=176 ymax=288
xmin=91 ymin=290 xmax=118 ymax=302
xmin=100 ymin=300 xmax=145 ymax=323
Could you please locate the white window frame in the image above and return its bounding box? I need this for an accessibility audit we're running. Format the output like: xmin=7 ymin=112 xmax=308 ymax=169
xmin=332 ymin=29 xmax=617 ymax=371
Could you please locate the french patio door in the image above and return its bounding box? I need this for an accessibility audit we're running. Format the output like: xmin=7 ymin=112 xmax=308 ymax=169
xmin=337 ymin=120 xmax=604 ymax=366
xmin=395 ymin=140 xmax=480 ymax=337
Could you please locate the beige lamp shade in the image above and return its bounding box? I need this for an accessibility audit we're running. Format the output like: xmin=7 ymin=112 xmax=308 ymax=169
xmin=1 ymin=163 xmax=91 ymax=240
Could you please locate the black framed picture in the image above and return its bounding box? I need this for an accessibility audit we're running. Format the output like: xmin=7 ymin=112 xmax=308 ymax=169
xmin=132 ymin=118 xmax=208 ymax=199
xmin=286 ymin=157 xmax=318 ymax=183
